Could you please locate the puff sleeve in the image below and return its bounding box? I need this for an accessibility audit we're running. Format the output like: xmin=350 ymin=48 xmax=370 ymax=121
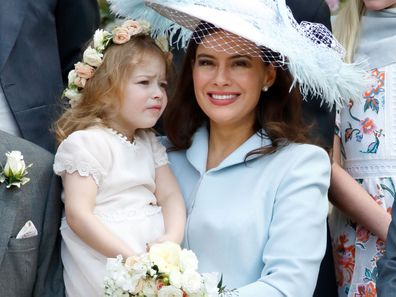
xmin=147 ymin=131 xmax=168 ymax=168
xmin=53 ymin=129 xmax=112 ymax=186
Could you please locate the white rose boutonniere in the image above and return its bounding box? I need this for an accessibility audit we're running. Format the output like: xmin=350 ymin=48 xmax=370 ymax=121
xmin=0 ymin=151 xmax=32 ymax=188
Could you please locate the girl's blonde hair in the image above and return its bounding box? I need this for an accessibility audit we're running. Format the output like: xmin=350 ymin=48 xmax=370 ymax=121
xmin=54 ymin=35 xmax=170 ymax=146
xmin=333 ymin=0 xmax=366 ymax=63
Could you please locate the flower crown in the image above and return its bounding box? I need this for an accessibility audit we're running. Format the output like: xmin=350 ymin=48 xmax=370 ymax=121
xmin=63 ymin=19 xmax=171 ymax=107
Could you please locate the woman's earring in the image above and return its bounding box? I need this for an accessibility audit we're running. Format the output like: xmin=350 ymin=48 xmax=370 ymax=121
xmin=262 ymin=86 xmax=269 ymax=92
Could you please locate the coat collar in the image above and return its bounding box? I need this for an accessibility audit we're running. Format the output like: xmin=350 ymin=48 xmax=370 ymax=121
xmin=0 ymin=0 xmax=28 ymax=73
xmin=186 ymin=125 xmax=272 ymax=175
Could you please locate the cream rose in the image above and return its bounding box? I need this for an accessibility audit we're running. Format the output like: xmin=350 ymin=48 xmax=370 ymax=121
xmin=74 ymin=76 xmax=87 ymax=88
xmin=122 ymin=20 xmax=143 ymax=35
xmin=149 ymin=242 xmax=181 ymax=274
xmin=83 ymin=47 xmax=103 ymax=67
xmin=112 ymin=27 xmax=131 ymax=44
xmin=74 ymin=62 xmax=95 ymax=79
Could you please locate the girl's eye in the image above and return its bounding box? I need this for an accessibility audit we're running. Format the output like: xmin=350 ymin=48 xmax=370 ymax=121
xmin=160 ymin=82 xmax=168 ymax=89
xmin=138 ymin=80 xmax=150 ymax=85
xmin=197 ymin=59 xmax=214 ymax=67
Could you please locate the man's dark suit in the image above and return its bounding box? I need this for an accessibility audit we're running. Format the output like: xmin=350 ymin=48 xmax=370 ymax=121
xmin=285 ymin=1 xmax=338 ymax=296
xmin=0 ymin=0 xmax=99 ymax=152
xmin=0 ymin=130 xmax=63 ymax=297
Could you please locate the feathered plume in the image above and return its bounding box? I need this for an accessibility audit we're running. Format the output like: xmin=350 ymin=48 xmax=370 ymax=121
xmin=108 ymin=0 xmax=191 ymax=46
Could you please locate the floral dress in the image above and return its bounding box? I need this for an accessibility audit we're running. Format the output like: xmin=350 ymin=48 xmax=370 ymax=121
xmin=329 ymin=63 xmax=396 ymax=297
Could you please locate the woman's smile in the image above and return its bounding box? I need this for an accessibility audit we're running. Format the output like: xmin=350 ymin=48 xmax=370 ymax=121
xmin=208 ymin=91 xmax=240 ymax=106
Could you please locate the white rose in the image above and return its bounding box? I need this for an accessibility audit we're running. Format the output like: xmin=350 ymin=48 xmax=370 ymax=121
xmin=83 ymin=46 xmax=103 ymax=67
xmin=202 ymin=273 xmax=220 ymax=297
xmin=180 ymin=249 xmax=198 ymax=272
xmin=149 ymin=242 xmax=181 ymax=274
xmin=169 ymin=269 xmax=182 ymax=288
xmin=158 ymin=285 xmax=183 ymax=297
xmin=64 ymin=88 xmax=82 ymax=107
xmin=67 ymin=70 xmax=78 ymax=88
xmin=181 ymin=270 xmax=203 ymax=294
xmin=4 ymin=151 xmax=25 ymax=177
xmin=93 ymin=29 xmax=111 ymax=51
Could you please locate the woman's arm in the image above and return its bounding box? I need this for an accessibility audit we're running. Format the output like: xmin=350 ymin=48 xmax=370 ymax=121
xmin=154 ymin=164 xmax=186 ymax=244
xmin=330 ymin=136 xmax=391 ymax=241
xmin=63 ymin=172 xmax=135 ymax=258
xmin=238 ymin=145 xmax=331 ymax=297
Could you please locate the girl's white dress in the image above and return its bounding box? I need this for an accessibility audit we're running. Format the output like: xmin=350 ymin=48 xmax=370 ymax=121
xmin=54 ymin=126 xmax=167 ymax=297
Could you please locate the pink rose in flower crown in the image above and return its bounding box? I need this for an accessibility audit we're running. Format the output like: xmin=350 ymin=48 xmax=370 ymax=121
xmin=112 ymin=27 xmax=131 ymax=44
xmin=74 ymin=62 xmax=95 ymax=79
xmin=74 ymin=76 xmax=87 ymax=88
xmin=122 ymin=20 xmax=143 ymax=35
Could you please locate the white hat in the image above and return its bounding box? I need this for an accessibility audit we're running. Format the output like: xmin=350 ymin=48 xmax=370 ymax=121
xmin=110 ymin=0 xmax=369 ymax=108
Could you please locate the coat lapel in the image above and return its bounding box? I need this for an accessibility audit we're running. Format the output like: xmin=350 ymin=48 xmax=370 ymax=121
xmin=0 ymin=187 xmax=21 ymax=265
xmin=0 ymin=0 xmax=28 ymax=73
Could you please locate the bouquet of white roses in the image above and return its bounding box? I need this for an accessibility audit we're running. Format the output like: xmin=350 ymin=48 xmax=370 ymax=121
xmin=104 ymin=241 xmax=236 ymax=297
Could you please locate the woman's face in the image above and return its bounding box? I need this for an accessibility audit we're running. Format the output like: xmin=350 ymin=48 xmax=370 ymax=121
xmin=192 ymin=30 xmax=276 ymax=129
xmin=363 ymin=0 xmax=396 ymax=10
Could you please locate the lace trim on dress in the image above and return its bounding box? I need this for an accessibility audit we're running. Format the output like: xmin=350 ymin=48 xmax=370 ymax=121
xmin=53 ymin=159 xmax=103 ymax=185
xmin=94 ymin=205 xmax=162 ymax=222
xmin=106 ymin=127 xmax=140 ymax=148
xmin=344 ymin=159 xmax=396 ymax=178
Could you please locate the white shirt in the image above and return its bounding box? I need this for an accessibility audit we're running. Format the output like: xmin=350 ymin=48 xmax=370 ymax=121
xmin=0 ymin=85 xmax=20 ymax=136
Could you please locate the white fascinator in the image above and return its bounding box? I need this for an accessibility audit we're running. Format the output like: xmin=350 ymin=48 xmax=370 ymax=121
xmin=110 ymin=0 xmax=369 ymax=108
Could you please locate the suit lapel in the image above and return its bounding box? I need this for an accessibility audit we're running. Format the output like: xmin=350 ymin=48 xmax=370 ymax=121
xmin=0 ymin=187 xmax=21 ymax=265
xmin=0 ymin=0 xmax=28 ymax=73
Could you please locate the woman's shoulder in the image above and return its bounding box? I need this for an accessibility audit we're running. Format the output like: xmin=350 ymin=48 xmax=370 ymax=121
xmin=276 ymin=143 xmax=331 ymax=167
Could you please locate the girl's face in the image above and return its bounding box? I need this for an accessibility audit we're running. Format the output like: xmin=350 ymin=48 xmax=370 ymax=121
xmin=363 ymin=0 xmax=396 ymax=10
xmin=109 ymin=53 xmax=167 ymax=136
xmin=192 ymin=31 xmax=276 ymax=129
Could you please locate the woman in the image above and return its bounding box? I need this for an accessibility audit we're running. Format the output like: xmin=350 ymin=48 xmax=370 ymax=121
xmin=109 ymin=0 xmax=368 ymax=295
xmin=328 ymin=0 xmax=396 ymax=296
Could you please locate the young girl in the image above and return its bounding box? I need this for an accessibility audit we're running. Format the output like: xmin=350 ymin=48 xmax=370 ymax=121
xmin=53 ymin=20 xmax=186 ymax=297
xmin=328 ymin=1 xmax=396 ymax=295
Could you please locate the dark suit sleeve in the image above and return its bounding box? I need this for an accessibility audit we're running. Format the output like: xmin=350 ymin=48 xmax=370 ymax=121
xmin=32 ymin=174 xmax=64 ymax=297
xmin=377 ymin=202 xmax=396 ymax=296
xmin=55 ymin=0 xmax=100 ymax=85
xmin=311 ymin=1 xmax=331 ymax=31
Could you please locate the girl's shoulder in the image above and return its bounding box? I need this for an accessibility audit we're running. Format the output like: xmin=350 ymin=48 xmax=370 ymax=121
xmin=57 ymin=126 xmax=112 ymax=157
xmin=62 ymin=126 xmax=110 ymax=145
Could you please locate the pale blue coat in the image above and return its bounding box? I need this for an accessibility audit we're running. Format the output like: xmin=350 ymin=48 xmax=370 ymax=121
xmin=167 ymin=126 xmax=331 ymax=297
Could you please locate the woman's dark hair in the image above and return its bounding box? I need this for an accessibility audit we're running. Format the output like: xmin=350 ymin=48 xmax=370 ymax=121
xmin=163 ymin=23 xmax=311 ymax=156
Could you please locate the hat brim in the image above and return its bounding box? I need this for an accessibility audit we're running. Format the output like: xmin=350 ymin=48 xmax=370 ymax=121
xmin=145 ymin=0 xmax=283 ymax=53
